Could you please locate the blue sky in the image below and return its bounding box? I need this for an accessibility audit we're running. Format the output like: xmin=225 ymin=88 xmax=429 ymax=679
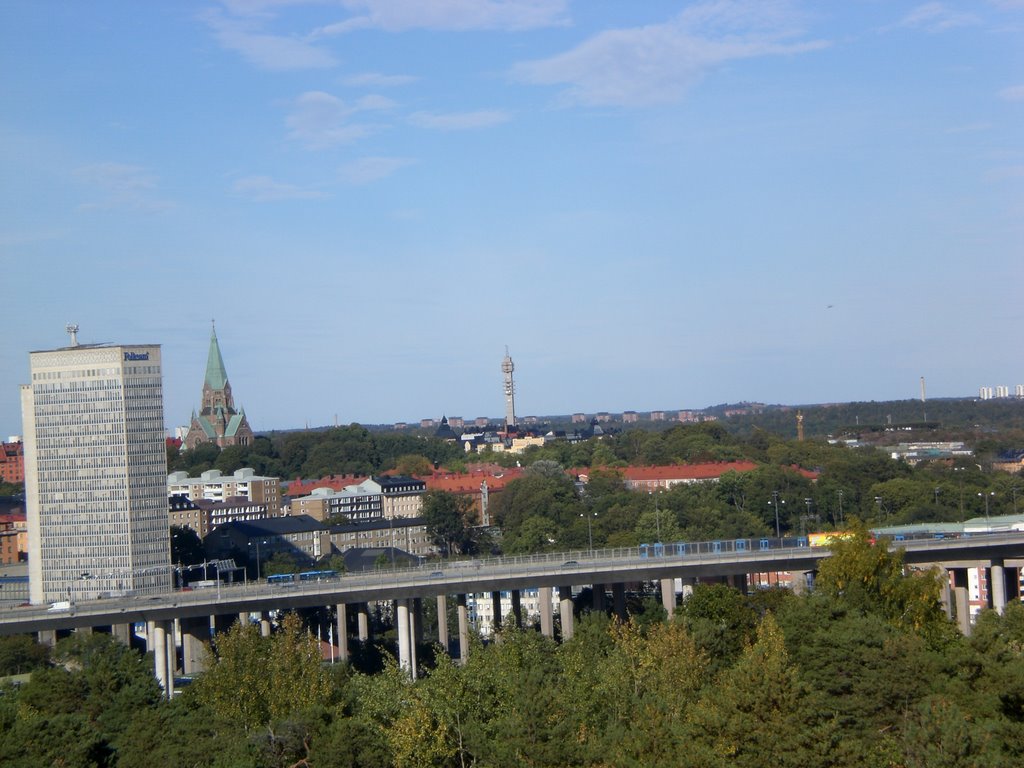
xmin=2 ymin=1 xmax=1022 ymax=437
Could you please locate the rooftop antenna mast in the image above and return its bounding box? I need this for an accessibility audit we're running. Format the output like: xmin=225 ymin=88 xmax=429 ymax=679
xmin=65 ymin=323 xmax=80 ymax=347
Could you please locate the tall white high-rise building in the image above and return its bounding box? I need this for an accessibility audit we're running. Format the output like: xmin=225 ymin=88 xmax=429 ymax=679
xmin=21 ymin=339 xmax=171 ymax=604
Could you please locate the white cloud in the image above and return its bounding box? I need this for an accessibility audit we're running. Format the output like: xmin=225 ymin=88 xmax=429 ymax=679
xmin=342 ymin=72 xmax=418 ymax=88
xmin=408 ymin=109 xmax=512 ymax=130
xmin=887 ymin=3 xmax=980 ymax=33
xmin=73 ymin=163 xmax=174 ymax=212
xmin=231 ymin=175 xmax=326 ymax=201
xmin=285 ymin=90 xmax=392 ymax=148
xmin=311 ymin=0 xmax=568 ymax=35
xmin=998 ymin=84 xmax=1024 ymax=101
xmin=513 ymin=0 xmax=827 ymax=108
xmin=339 ymin=156 xmax=415 ymax=184
xmin=202 ymin=8 xmax=336 ymax=70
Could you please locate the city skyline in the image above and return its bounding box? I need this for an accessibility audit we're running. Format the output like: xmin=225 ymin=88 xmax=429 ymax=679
xmin=2 ymin=1 xmax=1022 ymax=438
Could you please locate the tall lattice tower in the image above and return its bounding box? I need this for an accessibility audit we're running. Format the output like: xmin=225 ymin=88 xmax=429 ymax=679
xmin=796 ymin=410 xmax=805 ymax=442
xmin=502 ymin=347 xmax=516 ymax=432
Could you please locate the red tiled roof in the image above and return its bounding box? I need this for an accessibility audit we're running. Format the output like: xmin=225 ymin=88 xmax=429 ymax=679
xmin=284 ymin=475 xmax=368 ymax=496
xmin=421 ymin=466 xmax=525 ymax=494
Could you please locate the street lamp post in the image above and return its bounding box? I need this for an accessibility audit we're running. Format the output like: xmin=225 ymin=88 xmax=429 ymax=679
xmin=954 ymin=467 xmax=966 ymax=515
xmin=801 ymin=498 xmax=817 ymax=536
xmin=649 ymin=490 xmax=662 ymax=542
xmin=978 ymin=491 xmax=995 ymax=522
xmin=769 ymin=491 xmax=784 ymax=538
xmin=580 ymin=511 xmax=597 ymax=553
xmin=836 ymin=489 xmax=844 ymax=526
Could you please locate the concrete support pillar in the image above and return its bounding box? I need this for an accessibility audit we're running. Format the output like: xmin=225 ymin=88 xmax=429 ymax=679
xmin=436 ymin=595 xmax=449 ymax=652
xmin=152 ymin=621 xmax=169 ymax=698
xmin=539 ymin=587 xmax=554 ymax=637
xmin=1006 ymin=566 xmax=1021 ymax=602
xmin=258 ymin=615 xmax=270 ymax=636
xmin=409 ymin=610 xmax=418 ymax=680
xmin=951 ymin=568 xmax=971 ymax=635
xmin=37 ymin=629 xmax=56 ymax=647
xmin=660 ymin=578 xmax=675 ymax=620
xmin=112 ymin=623 xmax=132 ymax=645
xmin=413 ymin=598 xmax=423 ymax=645
xmin=991 ymin=562 xmax=1007 ymax=615
xmin=731 ymin=573 xmax=749 ymax=594
xmin=357 ymin=604 xmax=370 ymax=642
xmin=680 ymin=576 xmax=696 ymax=601
xmin=612 ymin=583 xmax=627 ymax=622
xmin=238 ymin=612 xmax=249 ymax=627
xmin=165 ymin=628 xmax=176 ymax=699
xmin=491 ymin=591 xmax=503 ymax=633
xmin=592 ymin=584 xmax=605 ymax=612
xmin=456 ymin=594 xmax=469 ymax=665
xmin=510 ymin=590 xmax=522 ymax=628
xmin=954 ymin=587 xmax=971 ymax=636
xmin=559 ymin=585 xmax=574 ymax=641
xmin=791 ymin=572 xmax=809 ymax=595
xmin=336 ymin=603 xmax=349 ymax=662
xmin=396 ymin=599 xmax=412 ymax=676
xmin=75 ymin=625 xmax=93 ymax=635
xmin=181 ymin=618 xmax=209 ymax=676
xmin=939 ymin=570 xmax=953 ymax=620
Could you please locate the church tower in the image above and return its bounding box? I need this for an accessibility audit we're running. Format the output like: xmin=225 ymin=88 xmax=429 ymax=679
xmin=183 ymin=324 xmax=254 ymax=450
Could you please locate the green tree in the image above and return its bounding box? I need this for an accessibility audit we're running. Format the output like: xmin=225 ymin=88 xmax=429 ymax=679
xmin=262 ymin=551 xmax=304 ymax=577
xmin=1 ymin=633 xmax=161 ymax=767
xmin=421 ymin=490 xmax=475 ymax=556
xmin=0 ymin=634 xmax=48 ymax=676
xmin=815 ymin=521 xmax=946 ymax=634
xmin=680 ymin=583 xmax=757 ymax=675
xmin=170 ymin=525 xmax=205 ymax=567
xmin=115 ymin=699 xmax=255 ymax=768
xmin=688 ymin=614 xmax=833 ymax=768
xmin=190 ymin=613 xmax=332 ymax=731
xmin=492 ymin=462 xmax=580 ymax=551
xmin=395 ymin=454 xmax=433 ymax=476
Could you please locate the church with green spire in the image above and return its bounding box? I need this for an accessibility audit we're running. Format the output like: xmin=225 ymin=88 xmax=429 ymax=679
xmin=183 ymin=324 xmax=254 ymax=450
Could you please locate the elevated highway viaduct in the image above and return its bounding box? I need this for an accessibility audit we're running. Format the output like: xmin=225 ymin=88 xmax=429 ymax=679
xmin=3 ymin=532 xmax=1022 ymax=693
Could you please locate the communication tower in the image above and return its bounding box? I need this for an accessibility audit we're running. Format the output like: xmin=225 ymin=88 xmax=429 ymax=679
xmin=65 ymin=324 xmax=80 ymax=347
xmin=502 ymin=347 xmax=516 ymax=432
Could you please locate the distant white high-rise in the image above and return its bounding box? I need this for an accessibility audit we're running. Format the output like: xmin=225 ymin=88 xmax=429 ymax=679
xmin=21 ymin=337 xmax=171 ymax=604
xmin=996 ymin=385 xmax=1010 ymax=399
xmin=980 ymin=386 xmax=994 ymax=400
xmin=1016 ymin=384 xmax=1024 ymax=398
